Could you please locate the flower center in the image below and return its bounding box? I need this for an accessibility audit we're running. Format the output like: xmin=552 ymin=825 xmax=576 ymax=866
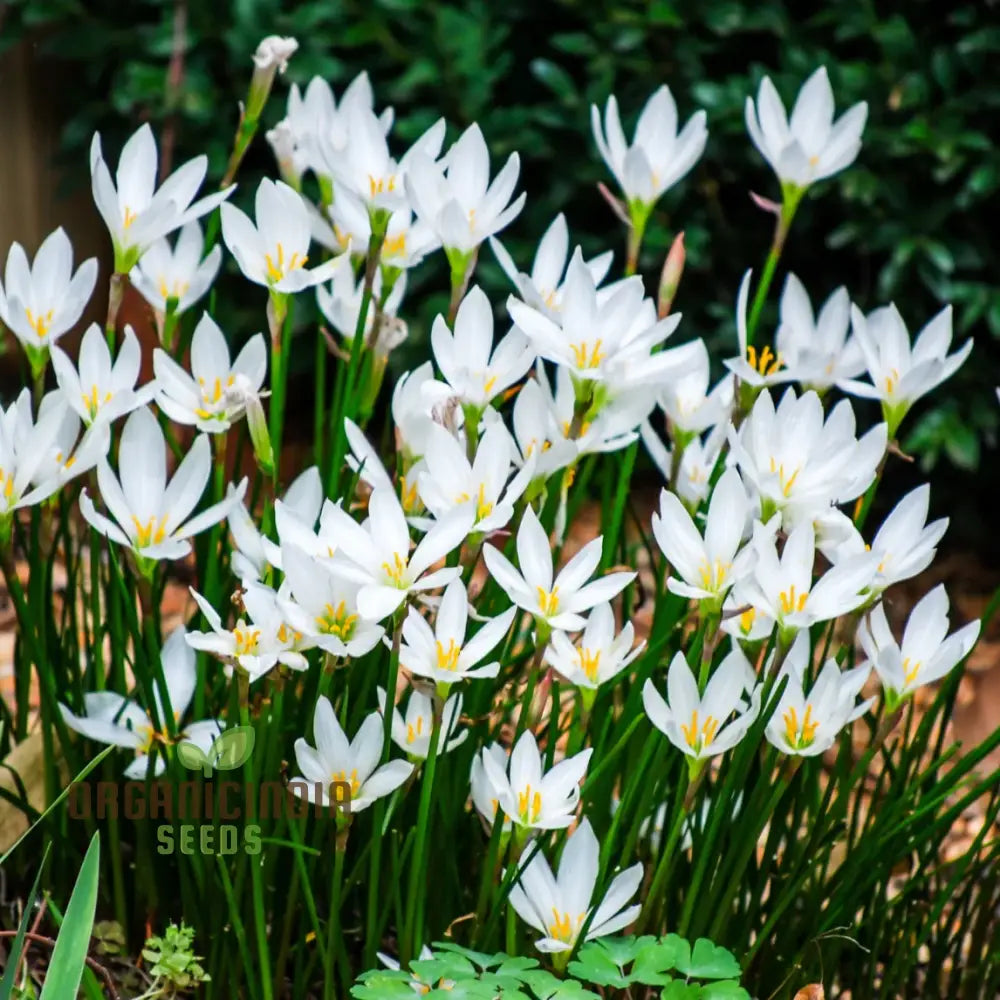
xmin=264 ymin=242 xmax=308 ymax=283
xmin=0 ymin=469 xmax=15 ymax=503
xmin=382 ymin=552 xmax=410 ymax=588
xmin=739 ymin=607 xmax=757 ymax=634
xmin=399 ymin=476 xmax=420 ymax=514
xmin=578 ymin=647 xmax=601 ymax=683
xmin=517 ymin=784 xmax=543 ymax=825
xmin=569 ymin=339 xmax=605 ymax=370
xmin=406 ymin=716 xmax=425 ymax=745
xmin=435 ymin=638 xmax=461 ymax=672
xmin=383 ymin=232 xmax=407 ymax=259
xmin=233 ymin=626 xmax=262 ymax=656
xmin=777 ymin=586 xmax=808 ymax=616
xmin=25 ymin=307 xmax=54 ymax=341
xmin=122 ymin=206 xmax=138 ymax=230
xmin=367 ymin=174 xmax=398 ymax=198
xmin=331 ymin=768 xmax=361 ymax=796
xmin=782 ymin=704 xmax=820 ymax=749
xmin=536 ymin=586 xmax=560 ymax=617
xmin=82 ymin=384 xmax=114 ymax=421
xmin=768 ymin=457 xmax=800 ymax=498
xmin=746 ymin=344 xmax=783 ymax=377
xmin=276 ymin=622 xmax=303 ymax=645
xmin=902 ymin=656 xmax=921 ymax=687
xmin=883 ymin=366 xmax=901 ymax=398
xmin=131 ymin=515 xmax=169 ymax=549
xmin=680 ymin=709 xmax=719 ymax=753
xmin=698 ymin=558 xmax=731 ymax=593
xmin=158 ymin=277 xmax=191 ymax=302
xmin=547 ymin=908 xmax=586 ymax=944
xmin=315 ymin=601 xmax=358 ymax=640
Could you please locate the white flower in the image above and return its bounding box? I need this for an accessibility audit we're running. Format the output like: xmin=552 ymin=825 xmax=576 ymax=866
xmin=765 ymin=633 xmax=873 ymax=756
xmin=59 ymin=626 xmax=221 ymax=777
xmin=391 ymin=361 xmax=455 ymax=462
xmin=839 ymin=304 xmax=972 ymax=435
xmin=483 ymin=504 xmax=635 ymax=631
xmin=417 ymin=422 xmax=533 ymax=535
xmin=819 ymin=484 xmax=948 ymax=595
xmin=745 ymin=67 xmax=867 ymax=189
xmin=90 ymin=123 xmax=234 ymax=270
xmin=320 ymin=487 xmax=474 ymax=621
xmin=130 ymin=221 xmax=222 ymax=317
xmin=728 ymin=387 xmax=887 ymax=528
xmin=153 ymin=313 xmax=267 ymax=432
xmin=858 ymin=586 xmax=980 ymax=709
xmin=591 ymin=86 xmax=708 ymax=206
xmin=775 ymin=273 xmax=863 ymax=390
xmin=320 ymin=105 xmax=446 ymax=215
xmin=221 ymin=179 xmax=340 ymax=292
xmin=187 ymin=582 xmax=310 ymax=682
xmin=544 ymin=603 xmax=644 ymax=691
xmin=657 ymin=338 xmax=733 ymax=436
xmin=482 ymin=730 xmax=591 ymax=833
xmin=508 ymin=377 xmax=578 ymax=482
xmin=489 ymin=213 xmax=613 ymax=320
xmin=0 ymin=228 xmax=98 ymax=356
xmin=431 ymin=286 xmax=534 ymax=410
xmin=80 ymin=407 xmax=246 ymax=562
xmin=377 ymin=686 xmax=467 ymax=759
xmin=399 ymin=578 xmax=514 ymax=686
xmin=316 ymin=254 xmax=407 ymax=349
xmin=1 ymin=390 xmax=81 ymax=521
xmin=27 ymin=390 xmax=109 ymax=492
xmin=509 ymin=818 xmax=642 ymax=953
xmin=343 ymin=417 xmax=402 ymax=501
xmin=724 ymin=270 xmax=793 ymax=390
xmin=293 ymin=697 xmax=413 ymax=812
xmin=228 ymin=466 xmax=322 ymax=582
xmin=278 ymin=542 xmax=385 ymax=658
xmin=643 ymin=648 xmax=760 ymax=761
xmin=252 ymin=35 xmax=297 ymax=72
xmin=50 ymin=324 xmax=154 ymax=427
xmin=470 ymin=744 xmax=514 ymax=831
xmin=652 ymin=467 xmax=753 ymax=605
xmin=743 ymin=521 xmax=875 ymax=637
xmin=508 ymin=251 xmax=687 ymax=389
xmin=406 ymin=123 xmax=526 ymax=254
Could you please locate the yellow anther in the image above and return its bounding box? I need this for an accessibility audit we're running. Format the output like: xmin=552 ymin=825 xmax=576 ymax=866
xmin=383 ymin=232 xmax=407 ymax=258
xmin=25 ymin=307 xmax=54 ymax=341
xmin=131 ymin=515 xmax=168 ymax=548
xmin=399 ymin=476 xmax=420 ymax=514
xmin=122 ymin=206 xmax=138 ymax=229
xmin=783 ymin=704 xmax=820 ymax=749
xmin=406 ymin=716 xmax=425 ymax=744
xmin=578 ymin=647 xmax=601 ymax=683
xmin=547 ymin=908 xmax=585 ymax=944
xmin=264 ymin=242 xmax=307 ymax=283
xmin=746 ymin=344 xmax=784 ymax=377
xmin=381 ymin=552 xmax=409 ymax=588
xmin=778 ymin=586 xmax=808 ymax=616
xmin=903 ymin=657 xmax=921 ymax=687
xmin=315 ymin=600 xmax=358 ymax=640
xmin=680 ymin=709 xmax=719 ymax=752
xmin=233 ymin=626 xmax=262 ymax=656
xmin=517 ymin=784 xmax=543 ymax=824
xmin=768 ymin=457 xmax=800 ymax=498
xmin=569 ymin=340 xmax=605 ymax=370
xmin=536 ymin=587 xmax=560 ymax=617
xmin=697 ymin=558 xmax=731 ymax=592
xmin=739 ymin=607 xmax=757 ymax=634
xmin=331 ymin=768 xmax=361 ymax=796
xmin=435 ymin=639 xmax=461 ymax=672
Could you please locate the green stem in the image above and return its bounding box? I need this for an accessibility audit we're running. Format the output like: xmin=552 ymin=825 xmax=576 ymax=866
xmin=324 ymin=838 xmax=349 ymax=1000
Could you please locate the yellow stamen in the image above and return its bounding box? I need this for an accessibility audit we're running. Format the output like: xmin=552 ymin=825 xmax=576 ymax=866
xmin=315 ymin=600 xmax=358 ymax=640
xmin=264 ymin=242 xmax=308 ymax=284
xmin=569 ymin=340 xmax=605 ymax=370
xmin=578 ymin=647 xmax=601 ymax=684
xmin=768 ymin=457 xmax=800 ymax=498
xmin=903 ymin=657 xmax=921 ymax=687
xmin=25 ymin=307 xmax=55 ymax=341
xmin=331 ymin=768 xmax=361 ymax=797
xmin=680 ymin=709 xmax=719 ymax=752
xmin=746 ymin=344 xmax=784 ymax=377
xmin=122 ymin=206 xmax=138 ymax=229
xmin=406 ymin=716 xmax=424 ymax=745
xmin=883 ymin=366 xmax=901 ymax=398
xmin=536 ymin=586 xmax=560 ymax=617
xmin=435 ymin=639 xmax=461 ymax=672
xmin=547 ymin=908 xmax=585 ymax=944
xmin=517 ymin=785 xmax=543 ymax=824
xmin=233 ymin=626 xmax=262 ymax=656
xmin=697 ymin=558 xmax=731 ymax=592
xmin=399 ymin=476 xmax=420 ymax=514
xmin=778 ymin=586 xmax=808 ymax=616
xmin=130 ymin=515 xmax=168 ymax=548
xmin=739 ymin=607 xmax=757 ymax=634
xmin=383 ymin=232 xmax=407 ymax=258
xmin=382 ymin=552 xmax=409 ymax=588
xmin=782 ymin=703 xmax=820 ymax=749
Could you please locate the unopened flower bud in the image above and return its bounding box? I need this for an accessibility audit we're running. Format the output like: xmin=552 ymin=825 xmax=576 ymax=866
xmin=657 ymin=231 xmax=686 ymax=318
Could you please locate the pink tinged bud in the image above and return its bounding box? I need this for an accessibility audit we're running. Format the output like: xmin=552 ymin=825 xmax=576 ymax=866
xmin=658 ymin=232 xmax=686 ymax=318
xmin=597 ymin=182 xmax=631 ymax=227
xmin=749 ymin=191 xmax=782 ymax=216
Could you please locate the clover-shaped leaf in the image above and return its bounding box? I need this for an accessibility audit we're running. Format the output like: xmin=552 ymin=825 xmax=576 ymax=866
xmin=677 ymin=940 xmax=741 ymax=980
xmin=632 ymin=935 xmax=691 ymax=984
xmin=660 ymin=980 xmax=701 ymax=1000
xmin=699 ymin=981 xmax=751 ymax=999
xmin=568 ymin=939 xmax=632 ymax=988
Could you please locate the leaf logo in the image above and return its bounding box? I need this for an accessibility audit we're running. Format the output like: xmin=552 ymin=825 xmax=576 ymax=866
xmin=177 ymin=726 xmax=256 ymax=777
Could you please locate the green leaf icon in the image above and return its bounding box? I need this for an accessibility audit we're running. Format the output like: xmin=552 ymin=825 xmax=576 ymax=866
xmin=176 ymin=741 xmax=213 ymax=778
xmin=210 ymin=726 xmax=256 ymax=771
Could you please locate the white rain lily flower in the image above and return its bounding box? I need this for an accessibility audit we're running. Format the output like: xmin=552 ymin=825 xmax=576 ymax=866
xmin=153 ymin=313 xmax=267 ymax=432
xmin=724 ymin=270 xmax=793 ymax=390
xmin=591 ymin=85 xmax=708 ymax=207
xmin=483 ymin=504 xmax=635 ymax=632
xmin=80 ymin=406 xmax=246 ymax=564
xmin=400 ymin=578 xmax=514 ymax=687
xmin=858 ymin=586 xmax=980 ymax=710
xmin=775 ymin=273 xmax=864 ymax=390
xmin=315 ymin=190 xmax=438 ymax=271
xmin=293 ymin=698 xmax=414 ymax=812
xmin=50 ymin=323 xmax=154 ymax=427
xmin=90 ymin=123 xmax=234 ymax=270
xmin=470 ymin=744 xmax=515 ymax=832
xmin=728 ymin=387 xmax=887 ymax=528
xmin=29 ymin=390 xmax=109 ymax=492
xmin=0 ymin=228 xmax=98 ymax=361
xmin=221 ymin=179 xmax=340 ymax=293
xmin=508 ymin=376 xmax=578 ymax=483
xmin=744 ymin=521 xmax=876 ymax=640
xmin=377 ymin=686 xmax=467 ymax=760
xmin=544 ymin=602 xmax=644 ymax=694
xmin=431 ymin=286 xmax=535 ymax=410
xmin=657 ymin=338 xmax=733 ymax=437
xmin=320 ymin=487 xmax=474 ymax=621
xmin=391 ymin=361 xmax=455 ymax=462
xmin=720 ymin=582 xmax=777 ymax=645
xmin=489 ymin=213 xmax=613 ymax=320
xmin=652 ymin=467 xmax=754 ymax=606
xmin=839 ymin=304 xmax=973 ymax=436
xmin=187 ymin=583 xmax=309 ymax=682
xmin=483 ymin=730 xmax=591 ymax=833
xmin=643 ymin=648 xmax=760 ymax=763
xmin=406 ymin=123 xmax=526 ymax=255
xmin=745 ymin=67 xmax=868 ymax=190
xmin=1 ymin=390 xmax=84 ymax=525
xmin=268 ymin=72 xmax=392 ymax=187
xmin=278 ymin=543 xmax=385 ymax=658
xmin=417 ymin=422 xmax=534 ymax=535
xmin=508 ymin=251 xmax=687 ymax=389
xmin=59 ymin=627 xmax=221 ymax=778
xmin=228 ymin=466 xmax=322 ymax=582
xmin=819 ymin=484 xmax=948 ymax=595
xmin=509 ymin=818 xmax=642 ymax=954
xmin=316 ymin=254 xmax=407 ymax=350
xmin=765 ymin=632 xmax=873 ymax=756
xmin=130 ymin=221 xmax=222 ymax=318
xmin=319 ymin=104 xmax=446 ymax=216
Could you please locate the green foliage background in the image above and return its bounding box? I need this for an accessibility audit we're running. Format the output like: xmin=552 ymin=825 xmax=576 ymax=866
xmin=3 ymin=0 xmax=1000 ymax=542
